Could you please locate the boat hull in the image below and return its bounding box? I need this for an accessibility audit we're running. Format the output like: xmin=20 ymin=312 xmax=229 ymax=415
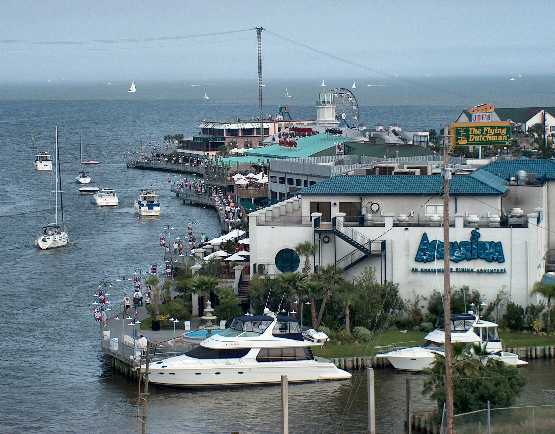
xmin=148 ymin=361 xmax=351 ymax=387
xmin=134 ymin=202 xmax=161 ymax=216
xmin=93 ymin=196 xmax=119 ymax=206
xmin=35 ymin=161 xmax=52 ymax=171
xmin=36 ymin=232 xmax=69 ymax=250
xmin=76 ymin=176 xmax=92 ymax=184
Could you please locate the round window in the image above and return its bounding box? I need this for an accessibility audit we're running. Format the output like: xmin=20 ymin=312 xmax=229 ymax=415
xmin=274 ymin=248 xmax=300 ymax=273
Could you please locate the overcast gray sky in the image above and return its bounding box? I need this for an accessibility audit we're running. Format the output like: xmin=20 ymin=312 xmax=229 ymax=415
xmin=1 ymin=0 xmax=553 ymax=82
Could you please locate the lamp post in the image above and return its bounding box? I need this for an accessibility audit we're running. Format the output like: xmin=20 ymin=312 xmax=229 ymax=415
xmin=169 ymin=317 xmax=179 ymax=338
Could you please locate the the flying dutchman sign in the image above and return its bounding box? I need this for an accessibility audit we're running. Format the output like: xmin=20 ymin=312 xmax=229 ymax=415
xmin=450 ymin=122 xmax=511 ymax=146
xmin=414 ymin=229 xmax=505 ymax=263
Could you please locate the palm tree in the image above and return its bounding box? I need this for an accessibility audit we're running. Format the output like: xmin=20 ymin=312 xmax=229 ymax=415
xmin=295 ymin=241 xmax=315 ymax=275
xmin=315 ymin=265 xmax=346 ymax=328
xmin=336 ymin=280 xmax=359 ymax=334
xmin=191 ymin=275 xmax=219 ymax=315
xmin=532 ymin=281 xmax=555 ymax=331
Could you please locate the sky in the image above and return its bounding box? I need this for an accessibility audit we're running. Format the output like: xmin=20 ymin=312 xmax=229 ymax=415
xmin=1 ymin=0 xmax=554 ymax=82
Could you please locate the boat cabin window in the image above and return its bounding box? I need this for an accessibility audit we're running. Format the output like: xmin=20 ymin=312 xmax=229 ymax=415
xmin=273 ymin=320 xmax=301 ymax=335
xmin=256 ymin=347 xmax=314 ymax=362
xmin=479 ymin=326 xmax=499 ymax=342
xmin=185 ymin=347 xmax=250 ymax=359
xmin=228 ymin=317 xmax=273 ymax=335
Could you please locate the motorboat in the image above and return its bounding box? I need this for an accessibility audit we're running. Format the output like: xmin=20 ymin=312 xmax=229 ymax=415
xmin=128 ymin=80 xmax=136 ymax=93
xmin=377 ymin=313 xmax=527 ymax=371
xmin=36 ymin=127 xmax=69 ymax=250
xmin=93 ymin=189 xmax=119 ymax=206
xmin=147 ymin=310 xmax=351 ymax=387
xmin=34 ymin=152 xmax=53 ymax=171
xmin=134 ymin=189 xmax=160 ymax=216
xmin=75 ymin=171 xmax=91 ymax=184
xmin=79 ymin=185 xmax=100 ymax=195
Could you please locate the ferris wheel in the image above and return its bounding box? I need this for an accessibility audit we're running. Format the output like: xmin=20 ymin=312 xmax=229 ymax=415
xmin=331 ymin=87 xmax=360 ymax=128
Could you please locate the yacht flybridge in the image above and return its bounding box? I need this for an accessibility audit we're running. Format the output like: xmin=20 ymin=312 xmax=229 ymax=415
xmin=135 ymin=189 xmax=160 ymax=216
xmin=377 ymin=313 xmax=527 ymax=371
xmin=147 ymin=310 xmax=351 ymax=387
xmin=36 ymin=127 xmax=68 ymax=250
xmin=34 ymin=152 xmax=53 ymax=171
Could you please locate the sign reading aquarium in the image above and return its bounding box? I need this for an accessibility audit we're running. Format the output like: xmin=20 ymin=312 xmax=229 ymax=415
xmin=414 ymin=229 xmax=505 ymax=264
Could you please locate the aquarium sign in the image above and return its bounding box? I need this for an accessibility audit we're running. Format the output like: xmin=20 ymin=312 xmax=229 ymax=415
xmin=451 ymin=122 xmax=511 ymax=146
xmin=415 ymin=229 xmax=505 ymax=264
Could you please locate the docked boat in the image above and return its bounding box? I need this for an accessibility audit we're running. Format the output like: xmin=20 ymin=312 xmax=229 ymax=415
xmin=75 ymin=171 xmax=91 ymax=184
xmin=377 ymin=313 xmax=527 ymax=371
xmin=93 ymin=189 xmax=119 ymax=206
xmin=36 ymin=127 xmax=69 ymax=250
xmin=134 ymin=189 xmax=160 ymax=216
xmin=79 ymin=185 xmax=100 ymax=195
xmin=147 ymin=310 xmax=351 ymax=387
xmin=34 ymin=152 xmax=53 ymax=171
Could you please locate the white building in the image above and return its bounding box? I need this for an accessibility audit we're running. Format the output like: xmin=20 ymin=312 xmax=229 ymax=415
xmin=249 ymin=159 xmax=555 ymax=307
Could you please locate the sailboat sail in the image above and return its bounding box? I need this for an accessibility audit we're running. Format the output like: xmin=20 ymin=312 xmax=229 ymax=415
xmin=57 ymin=130 xmax=64 ymax=224
xmin=128 ymin=81 xmax=136 ymax=93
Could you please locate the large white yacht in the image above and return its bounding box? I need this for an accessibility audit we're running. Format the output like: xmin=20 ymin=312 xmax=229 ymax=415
xmin=134 ymin=189 xmax=160 ymax=216
xmin=147 ymin=310 xmax=351 ymax=387
xmin=93 ymin=189 xmax=119 ymax=206
xmin=377 ymin=313 xmax=527 ymax=371
xmin=34 ymin=152 xmax=53 ymax=171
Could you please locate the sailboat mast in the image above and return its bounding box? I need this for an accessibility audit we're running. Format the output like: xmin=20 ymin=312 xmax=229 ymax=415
xmin=55 ymin=126 xmax=58 ymax=225
xmin=58 ymin=134 xmax=64 ymax=224
xmin=79 ymin=133 xmax=83 ymax=164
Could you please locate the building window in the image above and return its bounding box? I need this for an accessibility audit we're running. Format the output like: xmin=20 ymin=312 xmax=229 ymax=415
xmin=309 ymin=180 xmax=316 ymax=186
xmin=295 ymin=179 xmax=302 ymax=186
xmin=287 ymin=178 xmax=294 ymax=185
xmin=303 ymin=180 xmax=308 ymax=187
xmin=425 ymin=204 xmax=444 ymax=216
xmin=271 ymin=191 xmax=278 ymax=200
xmin=310 ymin=201 xmax=331 ymax=222
xmin=279 ymin=177 xmax=285 ymax=184
xmin=339 ymin=202 xmax=362 ymax=222
xmin=274 ymin=248 xmax=300 ymax=273
xmin=270 ymin=176 xmax=277 ymax=183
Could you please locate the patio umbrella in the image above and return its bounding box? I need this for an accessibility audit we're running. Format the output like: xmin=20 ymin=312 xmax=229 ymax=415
xmin=235 ymin=178 xmax=249 ymax=186
xmin=238 ymin=238 xmax=250 ymax=245
xmin=224 ymin=253 xmax=246 ymax=262
xmin=235 ymin=250 xmax=250 ymax=256
xmin=204 ymin=250 xmax=230 ymax=260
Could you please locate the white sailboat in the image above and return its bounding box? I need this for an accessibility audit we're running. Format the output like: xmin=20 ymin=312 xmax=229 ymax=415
xmin=203 ymin=90 xmax=210 ymax=100
xmin=36 ymin=127 xmax=69 ymax=250
xmin=352 ymin=81 xmax=357 ymax=89
xmin=321 ymin=79 xmax=326 ymax=87
xmin=284 ymin=88 xmax=292 ymax=98
xmin=128 ymin=81 xmax=136 ymax=93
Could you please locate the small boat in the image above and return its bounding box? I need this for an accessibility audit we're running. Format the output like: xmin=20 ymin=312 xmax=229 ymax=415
xmin=36 ymin=127 xmax=68 ymax=250
xmin=321 ymin=79 xmax=326 ymax=87
xmin=79 ymin=135 xmax=100 ymax=165
xmin=93 ymin=189 xmax=119 ymax=206
xmin=79 ymin=185 xmax=100 ymax=195
xmin=34 ymin=152 xmax=53 ymax=171
xmin=377 ymin=313 xmax=527 ymax=371
xmin=134 ymin=189 xmax=160 ymax=216
xmin=352 ymin=81 xmax=357 ymax=89
xmin=75 ymin=171 xmax=91 ymax=184
xmin=146 ymin=310 xmax=351 ymax=387
xmin=203 ymin=90 xmax=210 ymax=100
xmin=284 ymin=88 xmax=292 ymax=98
xmin=128 ymin=81 xmax=136 ymax=93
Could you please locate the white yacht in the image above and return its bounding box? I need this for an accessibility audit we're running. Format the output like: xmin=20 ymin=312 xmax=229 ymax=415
xmin=36 ymin=128 xmax=69 ymax=250
xmin=147 ymin=311 xmax=351 ymax=387
xmin=93 ymin=189 xmax=119 ymax=206
xmin=128 ymin=81 xmax=136 ymax=93
xmin=34 ymin=152 xmax=53 ymax=171
xmin=75 ymin=171 xmax=91 ymax=184
xmin=79 ymin=185 xmax=100 ymax=195
xmin=377 ymin=313 xmax=527 ymax=371
xmin=134 ymin=189 xmax=160 ymax=216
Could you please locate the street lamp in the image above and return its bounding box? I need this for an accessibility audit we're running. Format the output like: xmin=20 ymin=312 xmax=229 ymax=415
xmin=169 ymin=317 xmax=179 ymax=337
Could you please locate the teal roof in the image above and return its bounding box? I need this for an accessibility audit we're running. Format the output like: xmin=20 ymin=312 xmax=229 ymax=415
xmin=219 ymin=155 xmax=270 ymax=166
xmin=243 ymin=134 xmax=348 ymax=159
xmin=301 ymin=173 xmax=507 ymax=196
xmin=481 ymin=159 xmax=555 ymax=181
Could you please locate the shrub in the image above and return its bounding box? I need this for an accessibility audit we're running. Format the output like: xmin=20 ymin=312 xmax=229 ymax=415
xmin=318 ymin=325 xmax=332 ymax=337
xmin=526 ymin=303 xmax=545 ymax=330
xmin=503 ymin=302 xmax=525 ymax=331
xmin=419 ymin=321 xmax=434 ymax=332
xmin=352 ymin=326 xmax=373 ymax=343
xmin=214 ymin=287 xmax=241 ymax=321
xmin=427 ymin=290 xmax=443 ymax=325
xmin=334 ymin=329 xmax=356 ymax=344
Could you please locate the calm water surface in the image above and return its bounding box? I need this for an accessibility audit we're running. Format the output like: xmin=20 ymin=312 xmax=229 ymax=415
xmin=1 ymin=92 xmax=554 ymax=433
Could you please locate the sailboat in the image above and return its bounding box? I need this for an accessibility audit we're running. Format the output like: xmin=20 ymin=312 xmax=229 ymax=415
xmin=284 ymin=88 xmax=292 ymax=98
xmin=36 ymin=127 xmax=69 ymax=250
xmin=128 ymin=81 xmax=136 ymax=93
xmin=203 ymin=90 xmax=210 ymax=100
xmin=79 ymin=135 xmax=100 ymax=165
xmin=321 ymin=79 xmax=326 ymax=87
xmin=352 ymin=81 xmax=357 ymax=89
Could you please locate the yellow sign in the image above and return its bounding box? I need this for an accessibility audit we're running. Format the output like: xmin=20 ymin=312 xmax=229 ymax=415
xmin=450 ymin=122 xmax=511 ymax=146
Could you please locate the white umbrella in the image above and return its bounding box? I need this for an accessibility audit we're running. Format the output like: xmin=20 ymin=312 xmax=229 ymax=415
xmin=235 ymin=250 xmax=250 ymax=256
xmin=221 ymin=229 xmax=246 ymax=242
xmin=225 ymin=253 xmax=246 ymax=261
xmin=232 ymin=173 xmax=245 ymax=181
xmin=235 ymin=178 xmax=249 ymax=186
xmin=208 ymin=236 xmax=224 ymax=245
xmin=246 ymin=172 xmax=257 ymax=178
xmin=238 ymin=238 xmax=250 ymax=245
xmin=204 ymin=250 xmax=230 ymax=260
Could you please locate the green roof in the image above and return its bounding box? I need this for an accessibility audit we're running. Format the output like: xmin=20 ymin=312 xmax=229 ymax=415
xmin=481 ymin=159 xmax=555 ymax=181
xmin=301 ymin=173 xmax=507 ymax=196
xmin=314 ymin=142 xmax=434 ymax=158
xmin=219 ymin=155 xmax=270 ymax=166
xmin=243 ymin=133 xmax=347 ymax=159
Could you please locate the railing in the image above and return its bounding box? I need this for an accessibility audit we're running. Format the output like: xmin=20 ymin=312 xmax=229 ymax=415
xmin=254 ymin=215 xmax=312 ymax=226
xmin=236 ymin=185 xmax=268 ymax=199
xmin=336 ymin=248 xmax=367 ymax=270
xmin=336 ymin=224 xmax=373 ymax=249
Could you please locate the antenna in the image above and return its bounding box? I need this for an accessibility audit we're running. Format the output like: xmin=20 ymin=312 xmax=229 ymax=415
xmin=55 ymin=126 xmax=58 ymax=225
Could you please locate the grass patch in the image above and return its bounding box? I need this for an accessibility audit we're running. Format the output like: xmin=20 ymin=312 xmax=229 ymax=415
xmin=500 ymin=331 xmax=555 ymax=348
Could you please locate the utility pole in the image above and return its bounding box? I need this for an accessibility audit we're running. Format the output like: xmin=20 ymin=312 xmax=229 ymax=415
xmin=442 ymin=134 xmax=454 ymax=434
xmin=367 ymin=368 xmax=376 ymax=434
xmin=256 ymin=26 xmax=264 ymax=146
